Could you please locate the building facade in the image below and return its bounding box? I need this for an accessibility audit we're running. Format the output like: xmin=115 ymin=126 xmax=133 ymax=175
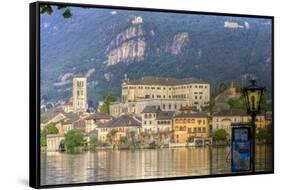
xmin=85 ymin=113 xmax=112 ymax=133
xmin=212 ymin=109 xmax=266 ymax=138
xmin=172 ymin=113 xmax=209 ymax=143
xmin=110 ymin=76 xmax=210 ymax=117
xmin=95 ymin=115 xmax=141 ymax=144
xmin=140 ymin=105 xmax=174 ymax=133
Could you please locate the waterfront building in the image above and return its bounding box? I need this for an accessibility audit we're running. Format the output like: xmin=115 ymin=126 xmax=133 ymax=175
xmin=85 ymin=112 xmax=112 ymax=133
xmin=172 ymin=113 xmax=209 ymax=143
xmin=212 ymin=109 xmax=266 ymax=138
xmin=46 ymin=134 xmax=64 ymax=152
xmin=95 ymin=114 xmax=141 ymax=144
xmin=140 ymin=105 xmax=174 ymax=133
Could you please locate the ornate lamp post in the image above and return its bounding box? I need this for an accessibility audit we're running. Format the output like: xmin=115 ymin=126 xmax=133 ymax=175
xmin=242 ymin=79 xmax=265 ymax=172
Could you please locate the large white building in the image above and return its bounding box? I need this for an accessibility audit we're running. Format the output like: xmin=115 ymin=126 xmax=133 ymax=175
xmin=110 ymin=76 xmax=210 ymax=117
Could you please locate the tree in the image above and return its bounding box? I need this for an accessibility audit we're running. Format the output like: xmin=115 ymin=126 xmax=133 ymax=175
xmin=89 ymin=136 xmax=99 ymax=146
xmin=40 ymin=129 xmax=47 ymax=147
xmin=119 ymin=136 xmax=128 ymax=144
xmin=260 ymin=93 xmax=272 ymax=112
xmin=187 ymin=136 xmax=195 ymax=143
xmin=64 ymin=130 xmax=84 ymax=152
xmin=40 ymin=114 xmax=48 ymax=123
xmin=46 ymin=124 xmax=59 ymax=134
xmin=106 ymin=129 xmax=118 ymax=144
xmin=100 ymin=92 xmax=117 ymax=114
xmin=256 ymin=126 xmax=272 ymax=144
xmin=214 ymin=129 xmax=228 ymax=141
xmin=218 ymin=82 xmax=228 ymax=93
xmin=227 ymin=96 xmax=246 ymax=110
xmin=128 ymin=131 xmax=136 ymax=143
xmin=40 ymin=5 xmax=72 ymax=18
xmin=232 ymin=81 xmax=241 ymax=93
xmin=228 ymin=93 xmax=271 ymax=111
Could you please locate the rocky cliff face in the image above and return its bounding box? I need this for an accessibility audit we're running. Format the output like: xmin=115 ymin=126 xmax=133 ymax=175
xmin=166 ymin=32 xmax=189 ymax=55
xmin=106 ymin=23 xmax=146 ymax=66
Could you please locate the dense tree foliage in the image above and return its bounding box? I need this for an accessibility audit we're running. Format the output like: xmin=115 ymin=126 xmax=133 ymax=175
xmin=106 ymin=129 xmax=118 ymax=144
xmin=256 ymin=126 xmax=272 ymax=144
xmin=214 ymin=129 xmax=228 ymax=141
xmin=46 ymin=124 xmax=59 ymax=134
xmin=89 ymin=135 xmax=99 ymax=147
xmin=40 ymin=5 xmax=72 ymax=18
xmin=64 ymin=130 xmax=84 ymax=152
xmin=228 ymin=93 xmax=271 ymax=111
xmin=40 ymin=129 xmax=47 ymax=147
xmin=100 ymin=92 xmax=117 ymax=114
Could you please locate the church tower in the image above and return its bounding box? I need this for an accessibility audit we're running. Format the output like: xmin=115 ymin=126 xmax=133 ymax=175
xmin=73 ymin=75 xmax=87 ymax=112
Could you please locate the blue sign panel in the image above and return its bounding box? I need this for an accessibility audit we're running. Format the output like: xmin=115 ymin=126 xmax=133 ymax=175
xmin=231 ymin=127 xmax=251 ymax=172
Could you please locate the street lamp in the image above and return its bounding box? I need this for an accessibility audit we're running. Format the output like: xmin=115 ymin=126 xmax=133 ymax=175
xmin=242 ymin=79 xmax=265 ymax=172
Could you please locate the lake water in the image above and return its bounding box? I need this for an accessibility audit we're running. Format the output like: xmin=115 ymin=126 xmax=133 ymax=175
xmin=40 ymin=145 xmax=272 ymax=186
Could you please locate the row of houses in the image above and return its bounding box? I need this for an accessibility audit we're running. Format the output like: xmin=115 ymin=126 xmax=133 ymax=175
xmin=42 ymin=106 xmax=272 ymax=151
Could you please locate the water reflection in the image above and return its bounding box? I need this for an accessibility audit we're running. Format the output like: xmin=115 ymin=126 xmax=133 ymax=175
xmin=41 ymin=145 xmax=272 ymax=185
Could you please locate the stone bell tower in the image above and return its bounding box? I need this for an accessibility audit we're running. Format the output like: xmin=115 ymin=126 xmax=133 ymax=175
xmin=73 ymin=75 xmax=87 ymax=112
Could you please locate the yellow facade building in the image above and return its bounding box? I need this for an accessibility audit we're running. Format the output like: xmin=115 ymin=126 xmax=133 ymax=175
xmin=172 ymin=113 xmax=209 ymax=143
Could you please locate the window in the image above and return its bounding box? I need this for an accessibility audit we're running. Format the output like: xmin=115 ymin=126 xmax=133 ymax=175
xmin=163 ymin=104 xmax=165 ymax=110
xmin=188 ymin=128 xmax=192 ymax=133
xmin=149 ymin=121 xmax=152 ymax=125
xmin=202 ymin=128 xmax=206 ymax=133
xmin=169 ymin=104 xmax=171 ymax=110
xmin=180 ymin=127 xmax=186 ymax=131
xmin=144 ymin=114 xmax=147 ymax=119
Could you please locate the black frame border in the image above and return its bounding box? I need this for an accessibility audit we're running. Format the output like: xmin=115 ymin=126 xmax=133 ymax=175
xmin=29 ymin=1 xmax=274 ymax=189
